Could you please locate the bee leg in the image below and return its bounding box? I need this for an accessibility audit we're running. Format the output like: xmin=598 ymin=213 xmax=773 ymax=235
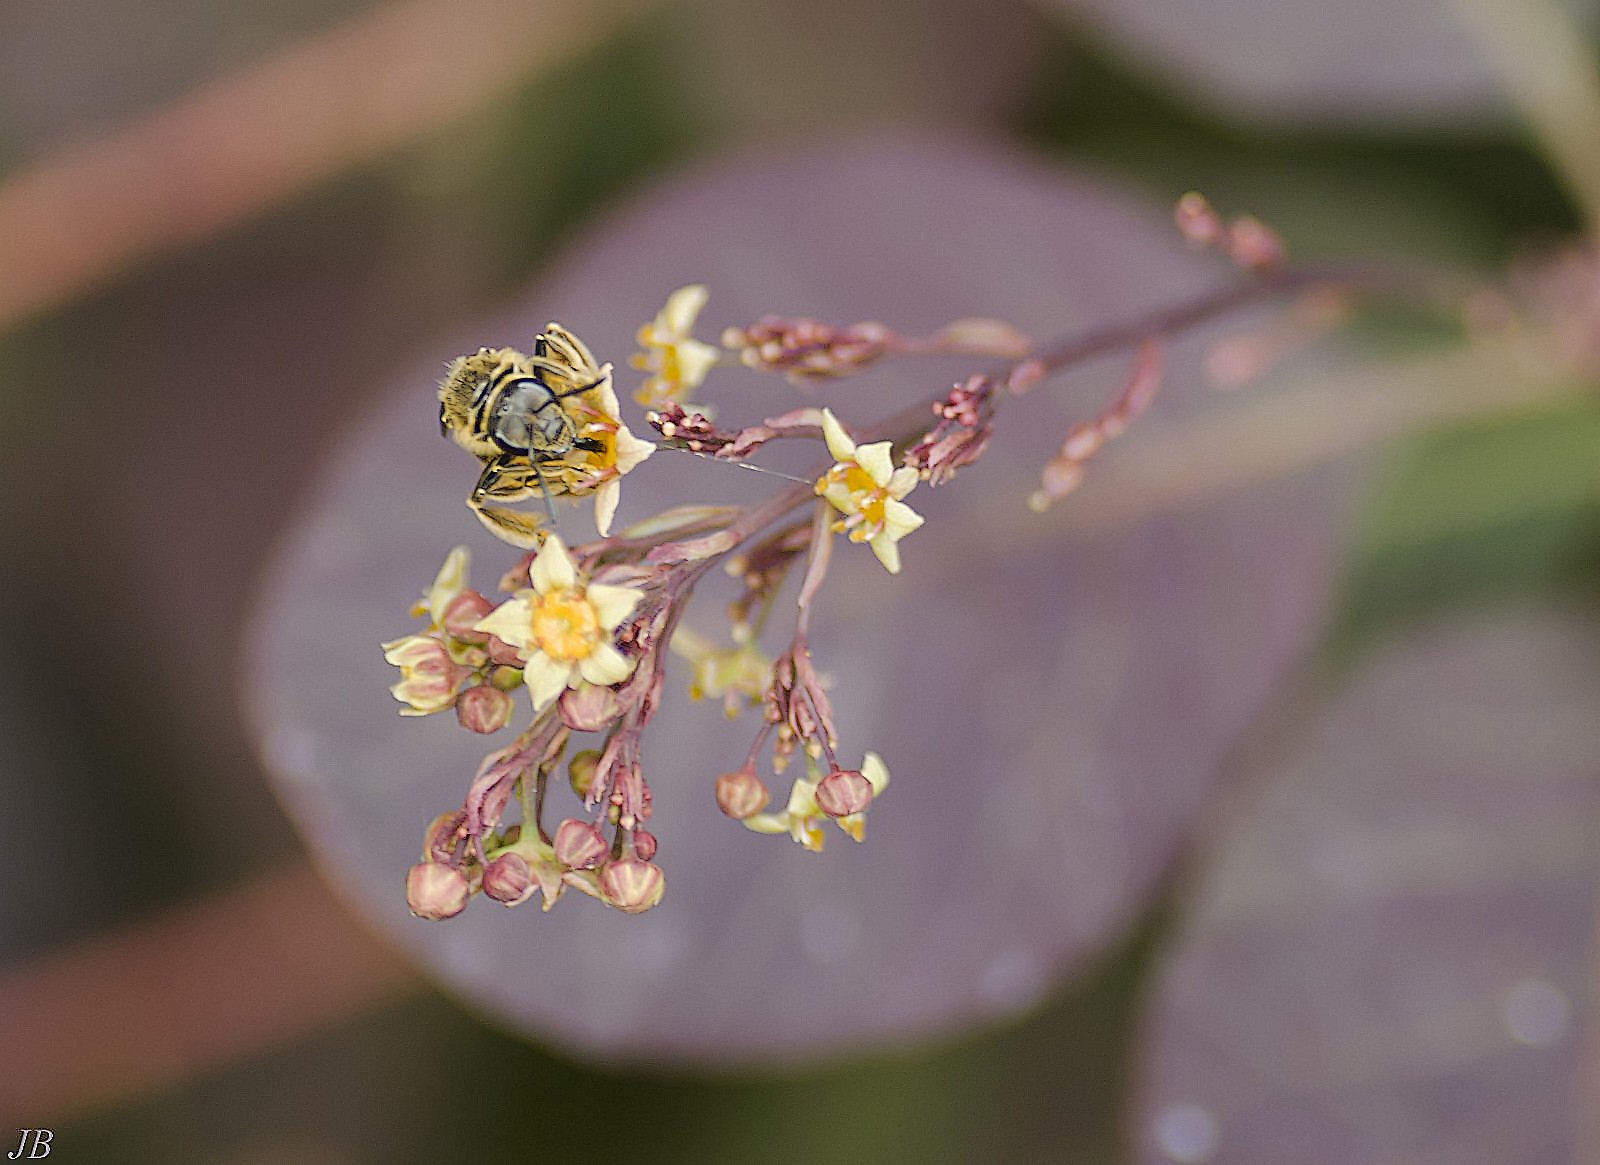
xmin=572 ymin=436 xmax=607 ymax=454
xmin=468 ymin=458 xmax=548 ymax=549
xmin=525 ymin=458 xmax=561 ymax=528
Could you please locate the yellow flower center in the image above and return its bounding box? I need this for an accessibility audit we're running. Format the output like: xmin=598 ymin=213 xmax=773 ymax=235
xmin=531 ymin=589 xmax=600 ymax=661
xmin=819 ymin=462 xmax=889 ymax=540
xmin=837 ymin=464 xmax=878 ymax=496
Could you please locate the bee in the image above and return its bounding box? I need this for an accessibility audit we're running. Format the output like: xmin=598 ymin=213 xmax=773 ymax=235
xmin=438 ymin=324 xmax=611 ymax=547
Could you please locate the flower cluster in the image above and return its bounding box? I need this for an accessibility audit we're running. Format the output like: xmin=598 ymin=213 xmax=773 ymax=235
xmin=381 ymin=547 xmax=517 ymax=733
xmin=905 ymin=374 xmax=998 ymax=486
xmin=388 ymin=228 xmax=1337 ymax=918
xmin=722 ymin=315 xmax=899 ymax=383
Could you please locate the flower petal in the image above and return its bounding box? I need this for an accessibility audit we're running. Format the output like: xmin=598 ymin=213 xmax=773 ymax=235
xmin=882 ymin=499 xmax=925 ymax=537
xmin=588 ymin=583 xmax=644 ymax=630
xmin=591 ymin=364 xmax=621 ymax=419
xmin=524 ymin=651 xmax=572 ymax=709
xmin=861 ymin=751 xmax=890 ymax=795
xmin=613 ymin=425 xmax=656 ymax=475
xmin=472 ymin=597 xmax=534 ymax=649
xmin=887 ymin=466 xmax=919 ymax=499
xmin=577 ymin=642 xmax=634 ymax=687
xmin=820 ymin=408 xmax=856 ymax=462
xmin=425 ymin=546 xmax=470 ymax=625
xmin=869 ymin=533 xmax=903 ymax=574
xmin=676 ymin=338 xmax=721 ymax=390
xmin=854 ymin=440 xmax=894 ymax=486
xmin=382 ymin=633 xmax=443 ymax=667
xmin=661 ymin=283 xmax=709 ymax=335
xmin=593 ymin=479 xmax=620 ymax=538
xmin=529 ymin=535 xmax=577 ymax=592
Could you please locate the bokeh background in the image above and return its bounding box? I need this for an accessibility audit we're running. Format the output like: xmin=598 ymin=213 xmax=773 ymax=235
xmin=2 ymin=0 xmax=1599 ymax=1161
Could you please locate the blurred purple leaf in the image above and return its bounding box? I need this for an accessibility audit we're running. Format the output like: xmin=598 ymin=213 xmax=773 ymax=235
xmin=1045 ymin=0 xmax=1591 ymax=125
xmin=246 ymin=136 xmax=1354 ymax=1064
xmin=1135 ymin=609 xmax=1600 ymax=1164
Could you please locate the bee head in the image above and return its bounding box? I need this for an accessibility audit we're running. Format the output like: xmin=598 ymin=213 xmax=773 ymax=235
xmin=438 ymin=347 xmax=523 ymax=456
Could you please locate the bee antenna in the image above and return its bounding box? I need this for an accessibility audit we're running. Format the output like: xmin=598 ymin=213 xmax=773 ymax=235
xmin=553 ymin=377 xmax=606 ymax=400
xmin=663 ymin=445 xmax=812 ymax=484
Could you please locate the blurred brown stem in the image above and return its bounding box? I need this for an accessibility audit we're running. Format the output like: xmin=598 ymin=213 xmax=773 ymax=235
xmin=0 ymin=0 xmax=654 ymax=332
xmin=0 ymin=863 xmax=421 ymax=1125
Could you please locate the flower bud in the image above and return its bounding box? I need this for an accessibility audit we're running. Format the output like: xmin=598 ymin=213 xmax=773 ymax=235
xmin=487 ymin=635 xmax=524 ymax=666
xmin=715 ymin=766 xmax=770 ymax=819
xmin=815 ymin=769 xmax=873 ymax=817
xmin=632 ymin=828 xmax=658 ymax=862
xmin=489 ymin=665 xmax=524 ymax=691
xmin=1173 ymin=191 xmax=1224 ymax=247
xmin=599 ymin=859 xmax=665 ymax=914
xmin=1226 ymin=215 xmax=1285 ymax=272
xmin=568 ymin=749 xmax=601 ymax=799
xmin=456 ymin=684 xmax=514 ymax=734
xmin=553 ymin=818 xmax=609 ymax=869
xmin=559 ymin=682 xmax=622 ymax=732
xmin=406 ymin=862 xmax=471 ymax=920
xmin=482 ymin=852 xmax=535 ymax=906
xmin=442 ymin=589 xmax=495 ymax=641
xmin=383 ymin=635 xmax=464 ymax=714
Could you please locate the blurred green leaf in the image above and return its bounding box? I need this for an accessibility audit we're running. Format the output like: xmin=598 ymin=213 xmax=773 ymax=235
xmin=1332 ymin=399 xmax=1600 ymax=664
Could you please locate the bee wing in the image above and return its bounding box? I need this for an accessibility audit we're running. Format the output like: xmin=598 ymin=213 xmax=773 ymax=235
xmin=539 ymin=324 xmax=600 ymax=376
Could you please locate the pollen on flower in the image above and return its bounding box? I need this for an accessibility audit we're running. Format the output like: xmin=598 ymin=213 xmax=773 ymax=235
xmin=814 ymin=408 xmax=925 ymax=574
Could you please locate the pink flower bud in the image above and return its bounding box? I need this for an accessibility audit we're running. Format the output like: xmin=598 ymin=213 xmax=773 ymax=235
xmin=487 ymin=635 xmax=524 ymax=665
xmin=406 ymin=862 xmax=471 ymax=920
xmin=815 ymin=769 xmax=873 ymax=817
xmin=559 ymin=683 xmax=621 ymax=732
xmin=715 ymin=767 xmax=770 ymax=819
xmin=568 ymin=749 xmax=601 ymax=799
xmin=456 ymin=685 xmax=514 ymax=734
xmin=1226 ymin=215 xmax=1285 ymax=272
xmin=600 ymin=859 xmax=666 ymax=914
xmin=632 ymin=829 xmax=658 ymax=862
xmin=442 ymin=589 xmax=495 ymax=641
xmin=482 ymin=852 xmax=534 ymax=906
xmin=1174 ymin=191 xmax=1224 ymax=247
xmin=554 ymin=818 xmax=609 ymax=869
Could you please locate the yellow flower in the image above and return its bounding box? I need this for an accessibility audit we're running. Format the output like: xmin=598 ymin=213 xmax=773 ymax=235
xmin=630 ymin=284 xmax=722 ymax=407
xmin=815 ymin=409 xmax=924 ymax=573
xmin=543 ymin=366 xmax=656 ymax=537
xmin=742 ymin=753 xmax=890 ymax=850
xmin=473 ymin=535 xmax=645 ymax=710
xmin=669 ymin=624 xmax=771 ymax=717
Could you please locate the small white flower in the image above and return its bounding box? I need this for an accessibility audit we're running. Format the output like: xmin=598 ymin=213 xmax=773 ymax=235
xmin=473 ymin=535 xmax=645 ymax=710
